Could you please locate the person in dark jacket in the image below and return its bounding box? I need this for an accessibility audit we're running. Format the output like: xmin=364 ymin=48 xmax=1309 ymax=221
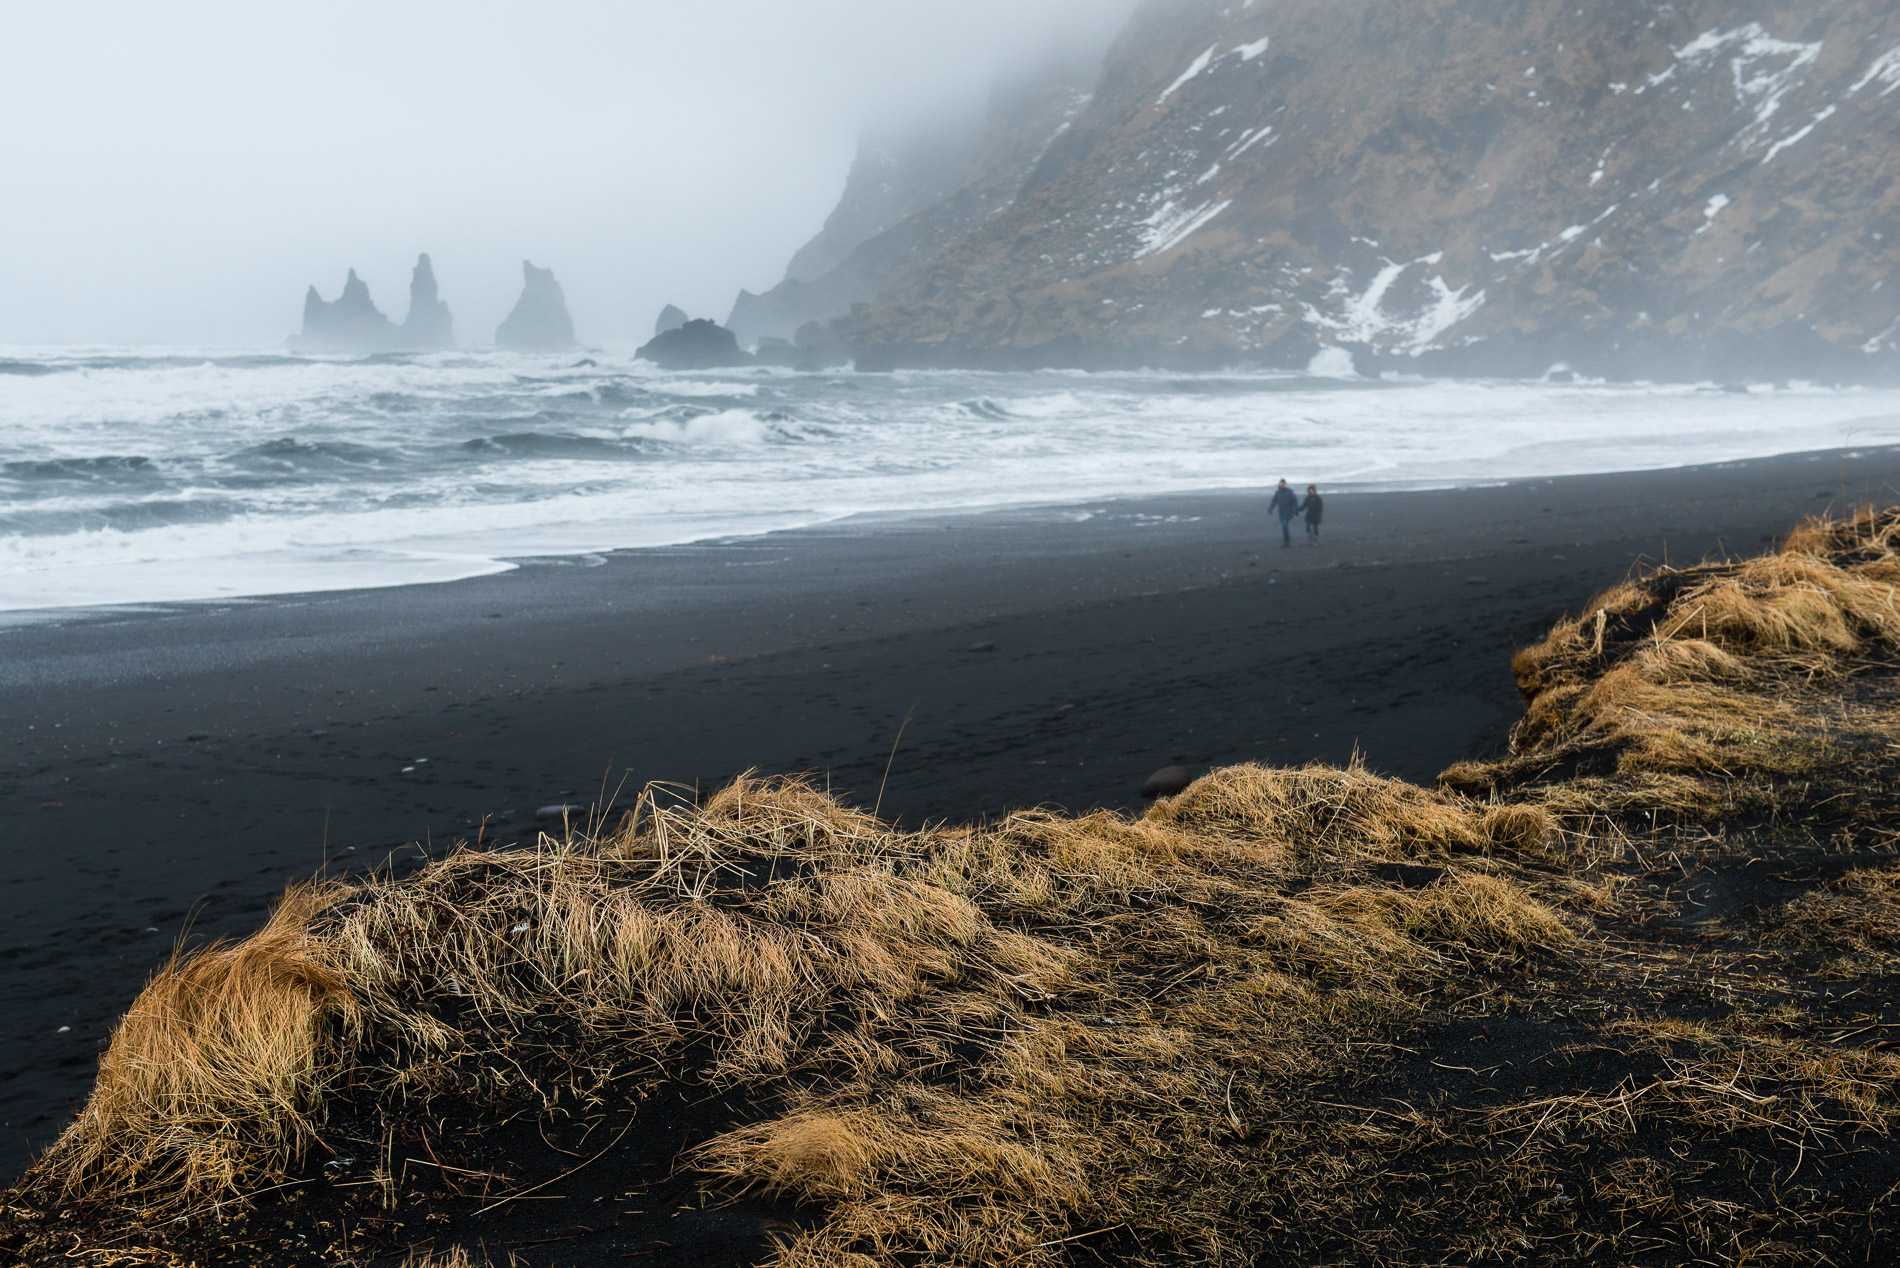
xmin=1269 ymin=479 xmax=1300 ymax=546
xmin=1300 ymin=484 xmax=1323 ymax=543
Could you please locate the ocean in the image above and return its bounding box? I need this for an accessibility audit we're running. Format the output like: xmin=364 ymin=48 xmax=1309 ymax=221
xmin=4 ymin=346 xmax=1899 ymax=613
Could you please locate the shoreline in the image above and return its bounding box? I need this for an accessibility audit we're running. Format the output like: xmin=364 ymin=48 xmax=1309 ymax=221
xmin=6 ymin=442 xmax=1900 ymax=1177
xmin=9 ymin=358 xmax=1900 ymax=617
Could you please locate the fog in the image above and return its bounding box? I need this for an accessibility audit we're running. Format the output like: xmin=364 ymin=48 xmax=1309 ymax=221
xmin=0 ymin=0 xmax=1136 ymax=348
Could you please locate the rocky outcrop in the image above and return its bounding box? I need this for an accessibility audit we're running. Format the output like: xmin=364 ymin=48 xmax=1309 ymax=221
xmin=773 ymin=0 xmax=1900 ymax=382
xmin=495 ymin=261 xmax=577 ymax=350
xmin=399 ymin=253 xmax=455 ymax=349
xmin=636 ymin=319 xmax=754 ymax=370
xmin=292 ymin=256 xmax=456 ymax=353
xmin=292 ymin=270 xmax=397 ymax=353
xmin=653 ymin=304 xmax=690 ymax=338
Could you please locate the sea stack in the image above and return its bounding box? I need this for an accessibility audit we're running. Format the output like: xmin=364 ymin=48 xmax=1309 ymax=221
xmin=293 ymin=270 xmax=396 ymax=352
xmin=653 ymin=304 xmax=689 ymax=338
xmin=495 ymin=261 xmax=577 ymax=350
xmin=399 ymin=253 xmax=455 ymax=349
xmin=636 ymin=318 xmax=753 ymax=370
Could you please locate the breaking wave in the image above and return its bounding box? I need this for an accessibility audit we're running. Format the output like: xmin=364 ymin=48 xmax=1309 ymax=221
xmin=3 ymin=346 xmax=1899 ymax=610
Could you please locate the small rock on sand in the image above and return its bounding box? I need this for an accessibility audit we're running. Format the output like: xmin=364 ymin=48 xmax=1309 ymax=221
xmin=1141 ymin=765 xmax=1193 ymax=798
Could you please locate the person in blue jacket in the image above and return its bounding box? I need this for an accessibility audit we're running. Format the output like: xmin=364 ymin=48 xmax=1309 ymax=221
xmin=1269 ymin=479 xmax=1300 ymax=547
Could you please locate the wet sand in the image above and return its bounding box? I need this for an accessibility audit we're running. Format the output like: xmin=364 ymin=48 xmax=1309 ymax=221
xmin=5 ymin=443 xmax=1898 ymax=1178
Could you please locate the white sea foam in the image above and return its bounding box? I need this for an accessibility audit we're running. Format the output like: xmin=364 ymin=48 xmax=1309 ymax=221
xmin=3 ymin=347 xmax=1900 ymax=611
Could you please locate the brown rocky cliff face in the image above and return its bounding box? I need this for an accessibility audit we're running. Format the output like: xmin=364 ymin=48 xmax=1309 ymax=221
xmin=802 ymin=0 xmax=1900 ymax=380
xmin=729 ymin=60 xmax=1098 ymax=345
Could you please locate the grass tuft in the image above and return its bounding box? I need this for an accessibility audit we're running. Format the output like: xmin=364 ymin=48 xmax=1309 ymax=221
xmin=35 ymin=884 xmax=352 ymax=1209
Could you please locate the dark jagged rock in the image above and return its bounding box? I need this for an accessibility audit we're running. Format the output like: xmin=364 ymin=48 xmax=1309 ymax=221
xmin=399 ymin=253 xmax=455 ymax=350
xmin=292 ymin=269 xmax=397 ymax=353
xmin=495 ymin=261 xmax=577 ymax=350
xmin=653 ymin=304 xmax=690 ymax=338
xmin=635 ymin=319 xmax=754 ymax=370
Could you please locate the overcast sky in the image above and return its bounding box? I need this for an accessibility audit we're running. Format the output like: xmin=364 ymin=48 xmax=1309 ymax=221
xmin=0 ymin=0 xmax=1135 ymax=348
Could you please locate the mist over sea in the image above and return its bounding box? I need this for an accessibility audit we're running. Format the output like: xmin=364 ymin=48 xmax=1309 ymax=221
xmin=4 ymin=347 xmax=1899 ymax=612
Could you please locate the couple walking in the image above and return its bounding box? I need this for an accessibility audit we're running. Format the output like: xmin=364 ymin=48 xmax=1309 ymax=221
xmin=1269 ymin=480 xmax=1322 ymax=546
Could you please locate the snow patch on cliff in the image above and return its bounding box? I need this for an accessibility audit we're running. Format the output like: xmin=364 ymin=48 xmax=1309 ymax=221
xmin=1304 ymin=254 xmax=1485 ymax=355
xmin=1862 ymin=317 xmax=1900 ymax=354
xmin=1672 ymin=25 xmax=1824 ymax=151
xmin=1227 ymin=125 xmax=1275 ymax=158
xmin=1135 ymin=199 xmax=1233 ymax=258
xmin=1156 ymin=36 xmax=1270 ymax=108
xmin=1851 ymin=44 xmax=1900 ymax=96
xmin=1158 ymin=45 xmax=1218 ymax=105
xmin=1762 ymin=105 xmax=1835 ymax=163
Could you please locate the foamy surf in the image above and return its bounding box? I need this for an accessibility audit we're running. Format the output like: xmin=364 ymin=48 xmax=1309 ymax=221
xmin=3 ymin=347 xmax=1899 ymax=612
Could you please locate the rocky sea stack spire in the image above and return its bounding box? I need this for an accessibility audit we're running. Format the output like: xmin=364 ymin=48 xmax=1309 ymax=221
xmin=292 ymin=256 xmax=456 ymax=353
xmin=399 ymin=253 xmax=455 ymax=349
xmin=293 ymin=270 xmax=396 ymax=352
xmin=495 ymin=261 xmax=577 ymax=350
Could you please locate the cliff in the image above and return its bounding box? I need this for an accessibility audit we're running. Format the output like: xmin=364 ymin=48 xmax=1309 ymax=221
xmin=771 ymin=0 xmax=1900 ymax=381
xmin=728 ymin=54 xmax=1100 ymax=345
xmin=495 ymin=261 xmax=578 ymax=350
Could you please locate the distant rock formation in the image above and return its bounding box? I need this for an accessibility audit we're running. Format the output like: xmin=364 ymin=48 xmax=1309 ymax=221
xmin=292 ymin=270 xmax=397 ymax=352
xmin=636 ymin=319 xmax=753 ymax=370
xmin=653 ymin=304 xmax=690 ymax=338
xmin=399 ymin=253 xmax=455 ymax=349
xmin=291 ymin=256 xmax=456 ymax=353
xmin=495 ymin=261 xmax=577 ymax=350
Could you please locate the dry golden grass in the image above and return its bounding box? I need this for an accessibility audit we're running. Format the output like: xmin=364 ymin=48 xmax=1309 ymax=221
xmin=18 ymin=770 xmax=1574 ymax=1265
xmin=1605 ymin=1017 xmax=1900 ymax=1136
xmin=38 ymin=885 xmax=354 ymax=1207
xmin=1763 ymin=862 xmax=1900 ymax=957
xmin=1446 ymin=506 xmax=1900 ymax=824
xmin=1148 ymin=758 xmax=1492 ymax=858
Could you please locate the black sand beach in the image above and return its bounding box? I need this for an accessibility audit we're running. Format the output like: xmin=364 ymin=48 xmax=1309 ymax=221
xmin=6 ymin=444 xmax=1900 ymax=1180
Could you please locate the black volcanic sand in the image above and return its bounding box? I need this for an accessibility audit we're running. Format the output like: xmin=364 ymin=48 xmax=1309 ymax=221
xmin=5 ymin=444 xmax=1900 ymax=1181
